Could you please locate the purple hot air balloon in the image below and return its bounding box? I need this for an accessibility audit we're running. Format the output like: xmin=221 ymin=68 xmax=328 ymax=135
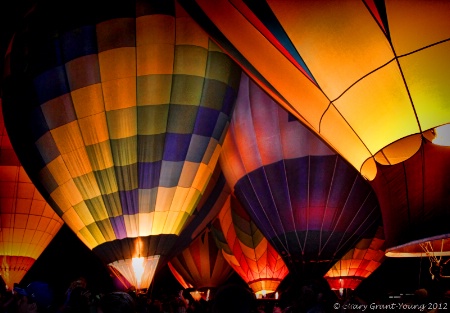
xmin=219 ymin=74 xmax=381 ymax=278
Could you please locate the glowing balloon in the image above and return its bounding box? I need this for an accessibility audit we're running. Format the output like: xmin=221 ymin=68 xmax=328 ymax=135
xmin=0 ymin=99 xmax=63 ymax=289
xmin=169 ymin=228 xmax=233 ymax=292
xmin=2 ymin=0 xmax=241 ymax=291
xmin=324 ymin=226 xmax=385 ymax=291
xmin=212 ymin=194 xmax=289 ymax=296
xmin=219 ymin=74 xmax=381 ymax=277
xmin=179 ymin=0 xmax=450 ymax=180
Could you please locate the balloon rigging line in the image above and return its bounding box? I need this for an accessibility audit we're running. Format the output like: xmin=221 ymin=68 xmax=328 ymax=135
xmin=392 ymin=55 xmax=422 ymax=134
xmin=302 ymin=154 xmax=311 ymax=255
xmin=279 ymin=112 xmax=303 ymax=259
xmin=329 ymin=206 xmax=380 ymax=264
xmin=317 ymin=155 xmax=339 ymax=258
xmin=420 ymin=241 xmax=440 ymax=265
xmin=322 ymin=184 xmax=378 ymax=257
xmin=239 ymin=187 xmax=290 ymax=258
xmin=319 ymin=170 xmax=359 ymax=257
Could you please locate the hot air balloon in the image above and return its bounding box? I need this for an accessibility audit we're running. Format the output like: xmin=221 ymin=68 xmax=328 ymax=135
xmin=212 ymin=194 xmax=289 ymax=297
xmin=179 ymin=0 xmax=450 ymax=180
xmin=324 ymin=226 xmax=385 ymax=295
xmin=168 ymin=227 xmax=233 ymax=298
xmin=2 ymin=0 xmax=241 ymax=291
xmin=370 ymin=140 xmax=450 ymax=280
xmin=219 ymin=74 xmax=381 ymax=278
xmin=0 ymin=99 xmax=64 ymax=289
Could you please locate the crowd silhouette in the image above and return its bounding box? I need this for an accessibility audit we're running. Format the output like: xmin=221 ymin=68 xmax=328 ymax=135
xmin=1 ymin=276 xmax=450 ymax=313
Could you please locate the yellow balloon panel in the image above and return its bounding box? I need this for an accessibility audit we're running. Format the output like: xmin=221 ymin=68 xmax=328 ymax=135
xmin=71 ymin=85 xmax=105 ymax=118
xmin=98 ymin=47 xmax=137 ymax=83
xmin=106 ymin=107 xmax=137 ymax=141
xmin=400 ymin=42 xmax=450 ymax=131
xmin=45 ymin=156 xmax=72 ymax=186
xmin=102 ymin=77 xmax=137 ymax=112
xmin=268 ymin=0 xmax=393 ymax=100
xmin=0 ymin=164 xmax=63 ymax=259
xmin=387 ymin=0 xmax=450 ymax=55
xmin=320 ymin=106 xmax=373 ymax=176
xmin=62 ymin=148 xmax=94 ymax=178
xmin=332 ymin=62 xmax=419 ymax=155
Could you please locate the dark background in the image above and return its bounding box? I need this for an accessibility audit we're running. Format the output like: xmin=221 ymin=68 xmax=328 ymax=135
xmin=1 ymin=0 xmax=449 ymax=306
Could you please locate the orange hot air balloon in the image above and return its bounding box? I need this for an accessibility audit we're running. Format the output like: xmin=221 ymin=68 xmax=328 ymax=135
xmin=212 ymin=194 xmax=289 ymax=297
xmin=0 ymin=99 xmax=64 ymax=289
xmin=2 ymin=0 xmax=241 ymax=291
xmin=169 ymin=228 xmax=233 ymax=293
xmin=324 ymin=226 xmax=385 ymax=292
xmin=179 ymin=0 xmax=450 ymax=180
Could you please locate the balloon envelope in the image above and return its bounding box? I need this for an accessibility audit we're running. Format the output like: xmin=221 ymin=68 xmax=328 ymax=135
xmin=219 ymin=74 xmax=381 ymax=277
xmin=179 ymin=0 xmax=450 ymax=180
xmin=2 ymin=0 xmax=241 ymax=290
xmin=213 ymin=194 xmax=289 ymax=296
xmin=324 ymin=226 xmax=385 ymax=290
xmin=370 ymin=141 xmax=450 ymax=257
xmin=169 ymin=227 xmax=233 ymax=291
xmin=0 ymin=100 xmax=63 ymax=288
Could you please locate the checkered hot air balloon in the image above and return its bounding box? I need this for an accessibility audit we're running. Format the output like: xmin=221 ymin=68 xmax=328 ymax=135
xmin=2 ymin=0 xmax=241 ymax=291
